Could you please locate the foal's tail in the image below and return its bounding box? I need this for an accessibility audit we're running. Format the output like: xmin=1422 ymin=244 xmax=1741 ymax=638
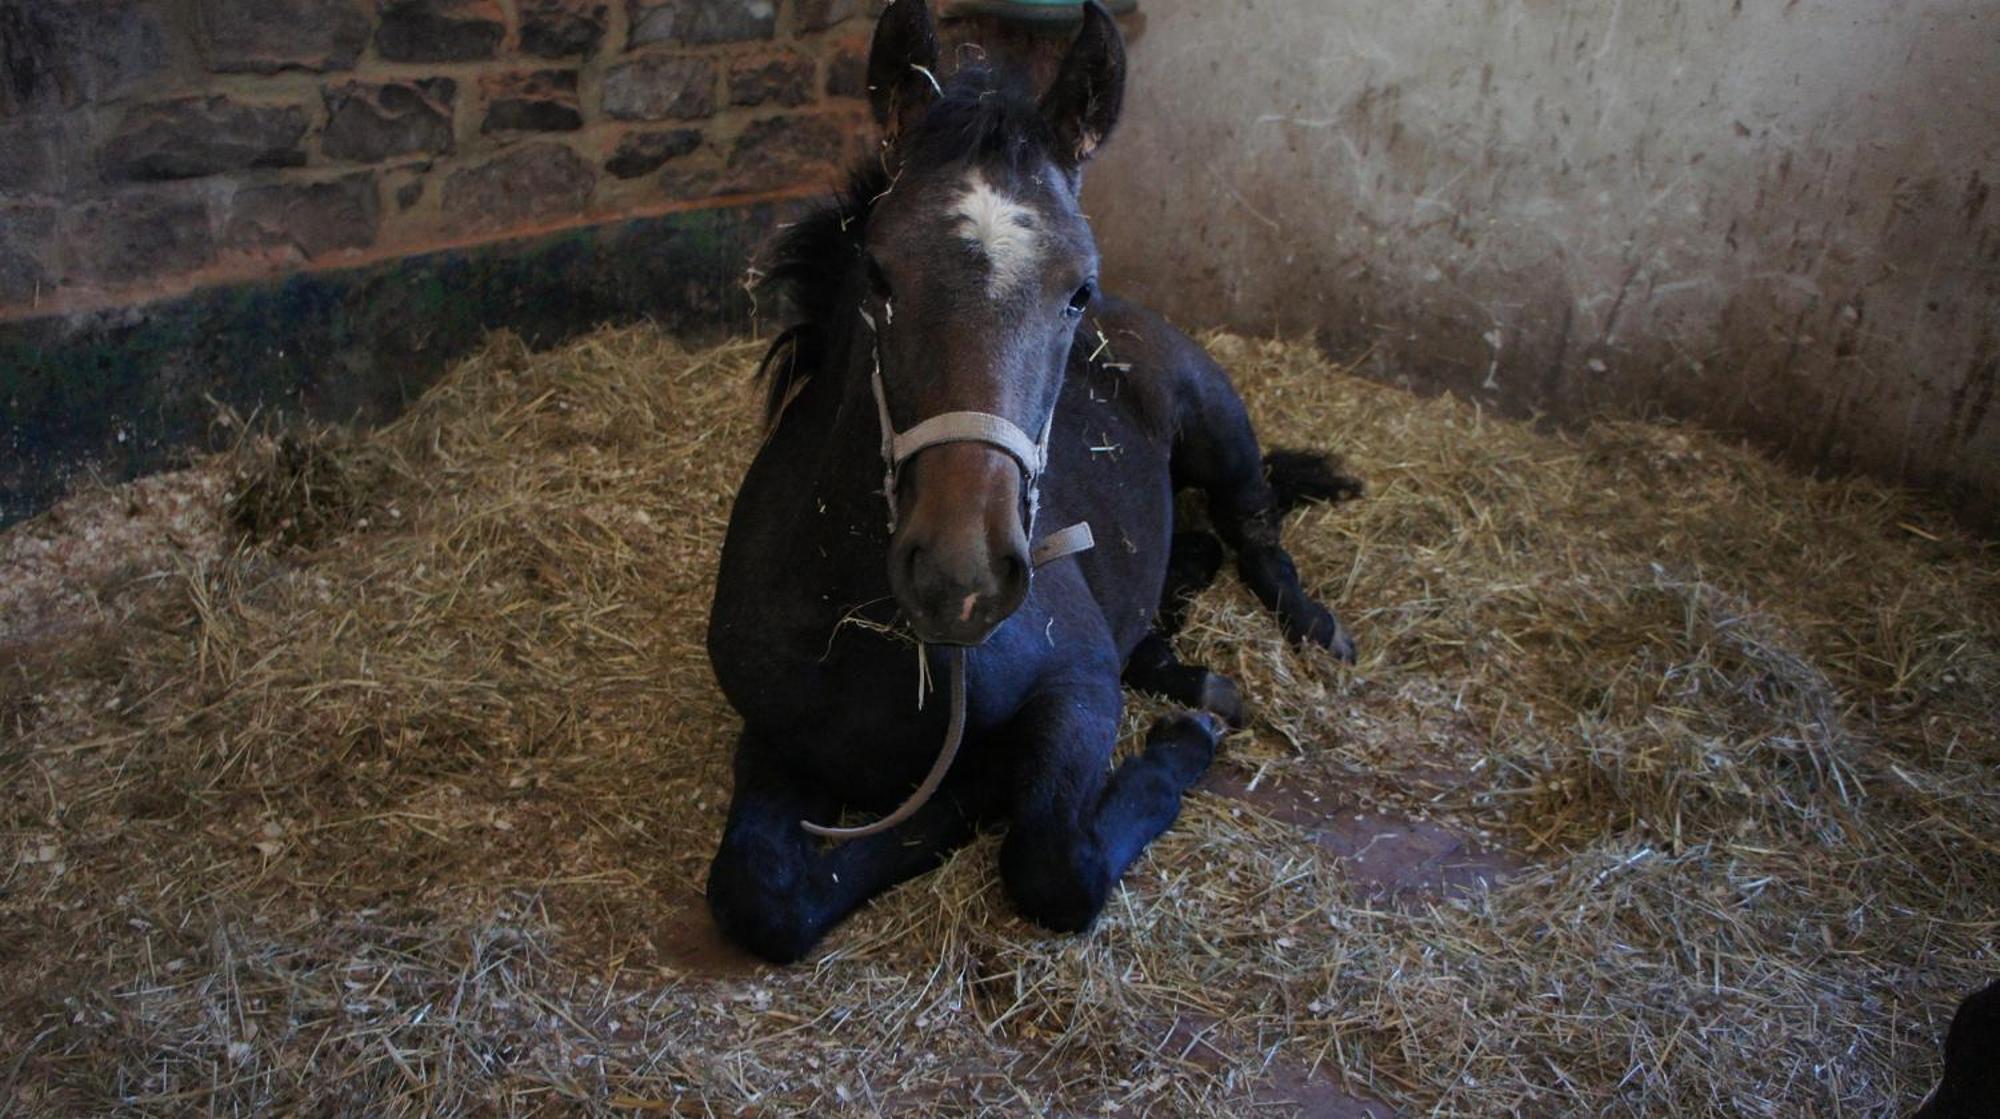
xmin=1263 ymin=448 xmax=1366 ymax=515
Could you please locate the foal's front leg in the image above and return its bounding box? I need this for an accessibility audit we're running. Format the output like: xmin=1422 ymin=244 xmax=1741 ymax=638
xmin=1122 ymin=531 xmax=1244 ymax=728
xmin=1168 ymin=347 xmax=1358 ymax=659
xmin=706 ymin=731 xmax=976 ymax=963
xmin=999 ymin=680 xmax=1225 ymax=932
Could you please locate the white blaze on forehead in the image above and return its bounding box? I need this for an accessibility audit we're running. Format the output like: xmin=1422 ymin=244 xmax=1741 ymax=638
xmin=952 ymin=172 xmax=1039 ymax=298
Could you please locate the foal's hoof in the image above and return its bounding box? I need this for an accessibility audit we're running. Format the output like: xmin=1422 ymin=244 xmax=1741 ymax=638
xmin=1147 ymin=711 xmax=1225 ymax=787
xmin=1188 ymin=710 xmax=1230 ymax=740
xmin=1196 ymin=670 xmax=1246 ymax=729
xmin=1324 ymin=620 xmax=1358 ymax=664
xmin=1284 ymin=600 xmax=1358 ymax=663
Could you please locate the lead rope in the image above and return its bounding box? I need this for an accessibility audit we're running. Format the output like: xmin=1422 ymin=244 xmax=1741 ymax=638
xmin=800 ymin=647 xmax=967 ymax=840
xmin=801 ymin=315 xmax=1096 ymax=841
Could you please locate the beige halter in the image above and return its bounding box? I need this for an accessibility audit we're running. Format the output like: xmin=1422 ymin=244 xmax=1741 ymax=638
xmin=800 ymin=312 xmax=1095 ymax=841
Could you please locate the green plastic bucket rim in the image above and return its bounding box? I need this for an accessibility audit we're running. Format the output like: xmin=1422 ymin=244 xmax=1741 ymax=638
xmin=942 ymin=0 xmax=1140 ymax=23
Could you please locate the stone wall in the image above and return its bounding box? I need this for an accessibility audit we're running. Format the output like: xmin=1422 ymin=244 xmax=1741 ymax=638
xmin=0 ymin=0 xmax=879 ymax=320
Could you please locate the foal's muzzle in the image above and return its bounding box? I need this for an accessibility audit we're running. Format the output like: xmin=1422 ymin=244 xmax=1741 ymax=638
xmin=888 ymin=443 xmax=1033 ymax=646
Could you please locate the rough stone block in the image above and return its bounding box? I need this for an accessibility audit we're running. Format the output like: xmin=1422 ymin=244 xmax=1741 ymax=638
xmin=728 ymin=51 xmax=813 ymax=108
xmin=64 ymin=188 xmax=216 ymax=286
xmin=655 ymin=163 xmax=719 ymax=199
xmin=794 ymin=0 xmax=863 ymax=32
xmin=99 ymin=96 xmax=309 ymax=182
xmin=0 ymin=203 xmax=58 ymax=305
xmin=224 ymin=173 xmax=380 ymax=259
xmin=627 ymin=0 xmax=773 ymax=47
xmin=602 ymin=56 xmax=714 ymax=121
xmin=196 ymin=0 xmax=371 ymax=73
xmin=322 ymin=79 xmax=457 ymax=163
xmin=375 ymin=0 xmax=506 ymax=63
xmin=605 ymin=127 xmax=701 ymax=179
xmin=481 ymin=70 xmax=583 ymax=134
xmin=442 ymin=142 xmax=595 ymax=234
xmin=0 ymin=0 xmax=175 ymax=113
xmin=825 ymin=42 xmax=866 ymax=99
xmin=518 ymin=0 xmax=607 ymax=58
xmin=0 ymin=116 xmax=75 ymax=195
xmin=721 ymin=114 xmax=844 ymax=195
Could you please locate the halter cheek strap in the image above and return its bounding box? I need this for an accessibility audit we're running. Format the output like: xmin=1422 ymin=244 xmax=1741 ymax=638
xmin=861 ymin=311 xmax=1083 ymax=565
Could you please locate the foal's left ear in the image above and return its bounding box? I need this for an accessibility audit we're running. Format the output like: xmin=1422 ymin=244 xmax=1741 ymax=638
xmin=1040 ymin=0 xmax=1126 ymax=166
xmin=868 ymin=0 xmax=942 ymax=145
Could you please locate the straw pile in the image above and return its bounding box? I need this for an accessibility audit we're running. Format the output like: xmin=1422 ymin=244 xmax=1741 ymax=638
xmin=2 ymin=324 xmax=1993 ymax=1116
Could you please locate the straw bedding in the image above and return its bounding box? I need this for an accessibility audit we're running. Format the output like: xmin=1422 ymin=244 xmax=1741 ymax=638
xmin=2 ymin=324 xmax=1994 ymax=1116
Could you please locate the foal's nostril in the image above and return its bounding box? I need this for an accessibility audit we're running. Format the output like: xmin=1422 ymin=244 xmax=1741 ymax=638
xmin=997 ymin=552 xmax=1027 ymax=595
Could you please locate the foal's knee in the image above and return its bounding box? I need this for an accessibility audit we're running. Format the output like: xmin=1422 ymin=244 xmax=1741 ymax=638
xmin=706 ymin=849 xmax=820 ymax=964
xmin=1000 ymin=833 xmax=1110 ymax=934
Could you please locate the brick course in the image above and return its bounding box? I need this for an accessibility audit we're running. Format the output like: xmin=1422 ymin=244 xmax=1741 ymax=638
xmin=629 ymin=0 xmax=776 ymax=48
xmin=0 ymin=117 xmax=77 ymax=195
xmin=517 ymin=0 xmax=610 ymax=59
xmin=375 ymin=0 xmax=508 ymax=63
xmin=0 ymin=0 xmax=179 ymax=114
xmin=0 ymin=203 xmax=58 ymax=304
xmin=443 ymin=142 xmax=597 ymax=233
xmin=223 ymin=173 xmax=383 ymax=260
xmin=481 ymin=69 xmax=584 ymax=134
xmin=100 ymin=96 xmax=311 ymax=181
xmin=0 ymin=0 xmax=879 ymax=317
xmin=605 ymin=128 xmax=703 ymax=179
xmin=195 ymin=0 xmax=373 ymax=74
xmin=728 ymin=50 xmax=815 ymax=108
xmin=322 ymin=79 xmax=458 ymax=162
xmin=602 ymin=55 xmax=717 ymax=121
xmin=65 ymin=187 xmax=217 ymax=286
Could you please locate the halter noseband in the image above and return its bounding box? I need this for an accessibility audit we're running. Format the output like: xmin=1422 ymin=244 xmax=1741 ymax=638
xmin=860 ymin=307 xmax=1091 ymax=565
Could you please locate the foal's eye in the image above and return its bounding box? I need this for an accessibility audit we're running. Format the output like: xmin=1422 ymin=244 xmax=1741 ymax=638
xmin=1065 ymin=280 xmax=1096 ymax=317
xmin=865 ymin=256 xmax=894 ymax=301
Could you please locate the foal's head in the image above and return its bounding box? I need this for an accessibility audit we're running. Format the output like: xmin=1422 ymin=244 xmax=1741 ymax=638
xmin=858 ymin=0 xmax=1125 ymax=645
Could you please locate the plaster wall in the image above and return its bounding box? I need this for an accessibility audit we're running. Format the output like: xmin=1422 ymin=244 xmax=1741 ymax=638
xmin=1086 ymin=0 xmax=2000 ymax=526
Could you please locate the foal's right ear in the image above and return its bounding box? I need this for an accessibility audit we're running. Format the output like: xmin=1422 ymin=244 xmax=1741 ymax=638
xmin=1040 ymin=0 xmax=1125 ymax=166
xmin=868 ymin=0 xmax=942 ymax=144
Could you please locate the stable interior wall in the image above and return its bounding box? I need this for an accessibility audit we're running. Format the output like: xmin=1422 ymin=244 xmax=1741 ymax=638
xmin=0 ymin=0 xmax=876 ymax=318
xmin=1085 ymin=0 xmax=1999 ymax=530
xmin=0 ymin=0 xmax=880 ymax=524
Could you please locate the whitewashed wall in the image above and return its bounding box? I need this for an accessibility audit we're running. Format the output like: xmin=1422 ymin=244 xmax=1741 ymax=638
xmin=1087 ymin=0 xmax=1999 ymax=526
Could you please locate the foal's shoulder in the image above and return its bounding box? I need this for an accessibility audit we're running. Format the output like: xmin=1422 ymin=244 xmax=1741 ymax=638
xmin=1086 ymin=294 xmax=1184 ymax=357
xmin=1078 ymin=295 xmax=1220 ymax=434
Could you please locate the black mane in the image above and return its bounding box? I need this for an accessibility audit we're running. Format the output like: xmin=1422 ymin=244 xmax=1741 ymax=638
xmin=753 ymin=64 xmax=1059 ymax=424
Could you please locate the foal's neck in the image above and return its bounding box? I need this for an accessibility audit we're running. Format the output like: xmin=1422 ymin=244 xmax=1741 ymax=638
xmin=784 ymin=310 xmax=897 ymax=564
